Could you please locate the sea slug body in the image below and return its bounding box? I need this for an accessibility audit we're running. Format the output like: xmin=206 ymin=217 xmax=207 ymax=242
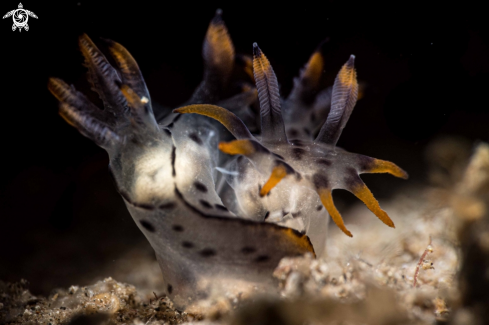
xmin=48 ymin=10 xmax=407 ymax=310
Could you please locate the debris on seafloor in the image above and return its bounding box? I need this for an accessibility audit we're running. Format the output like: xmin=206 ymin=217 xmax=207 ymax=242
xmin=1 ymin=138 xmax=489 ymax=324
xmin=0 ymin=277 xmax=195 ymax=325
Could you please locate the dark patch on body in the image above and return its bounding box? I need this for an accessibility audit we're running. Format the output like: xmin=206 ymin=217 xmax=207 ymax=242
xmin=264 ymin=211 xmax=270 ymax=220
xmin=189 ymin=132 xmax=203 ymax=145
xmin=200 ymin=248 xmax=216 ymax=257
xmin=194 ymin=181 xmax=208 ymax=193
xmin=303 ymin=128 xmax=311 ymax=136
xmin=134 ymin=203 xmax=156 ymax=210
xmin=167 ymin=284 xmax=173 ymax=294
xmin=163 ymin=129 xmax=172 ymax=136
xmin=357 ymin=155 xmax=375 ymax=172
xmin=344 ymin=167 xmax=363 ymax=188
xmin=316 ymin=158 xmax=332 ymax=166
xmin=290 ymin=139 xmax=305 ymax=146
xmin=316 ymin=205 xmax=323 ymax=211
xmin=288 ymin=128 xmax=299 ymax=137
xmin=140 ymin=220 xmax=155 ymax=232
xmin=199 ymin=199 xmax=212 ymax=208
xmin=182 ymin=241 xmax=194 ymax=248
xmin=255 ymin=255 xmax=270 ymax=263
xmin=159 ymin=202 xmax=176 ymax=210
xmin=292 ymin=147 xmax=306 ymax=160
xmin=172 ymin=224 xmax=184 ymax=232
xmin=312 ymin=173 xmax=329 ymax=189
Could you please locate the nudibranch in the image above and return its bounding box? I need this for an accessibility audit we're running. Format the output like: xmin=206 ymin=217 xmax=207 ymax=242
xmin=48 ymin=10 xmax=407 ymax=310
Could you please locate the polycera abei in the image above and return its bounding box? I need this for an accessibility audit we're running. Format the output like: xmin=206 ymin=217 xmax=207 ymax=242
xmin=48 ymin=10 xmax=407 ymax=310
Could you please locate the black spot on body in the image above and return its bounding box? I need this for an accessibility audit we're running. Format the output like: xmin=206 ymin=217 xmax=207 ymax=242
xmin=166 ymin=122 xmax=174 ymax=129
xmin=316 ymin=158 xmax=332 ymax=166
xmin=292 ymin=148 xmax=306 ymax=160
xmin=215 ymin=204 xmax=228 ymax=211
xmin=255 ymin=255 xmax=270 ymax=263
xmin=171 ymin=146 xmax=176 ymax=177
xmin=163 ymin=129 xmax=172 ymax=136
xmin=182 ymin=241 xmax=194 ymax=248
xmin=199 ymin=200 xmax=212 ymax=208
xmin=167 ymin=284 xmax=173 ymax=294
xmin=241 ymin=246 xmax=256 ymax=254
xmin=159 ymin=202 xmax=176 ymax=210
xmin=194 ymin=181 xmax=208 ymax=193
xmin=172 ymin=224 xmax=184 ymax=232
xmin=189 ymin=132 xmax=203 ymax=145
xmin=200 ymin=248 xmax=216 ymax=257
xmin=316 ymin=205 xmax=323 ymax=211
xmin=140 ymin=220 xmax=155 ymax=232
xmin=264 ymin=211 xmax=270 ymax=220
xmin=312 ymin=173 xmax=329 ymax=189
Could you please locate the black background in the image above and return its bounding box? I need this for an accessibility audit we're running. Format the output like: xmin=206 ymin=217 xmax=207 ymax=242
xmin=1 ymin=1 xmax=488 ymax=294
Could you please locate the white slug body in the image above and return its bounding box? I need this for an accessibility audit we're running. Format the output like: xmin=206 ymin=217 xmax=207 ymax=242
xmin=49 ymin=11 xmax=407 ymax=310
